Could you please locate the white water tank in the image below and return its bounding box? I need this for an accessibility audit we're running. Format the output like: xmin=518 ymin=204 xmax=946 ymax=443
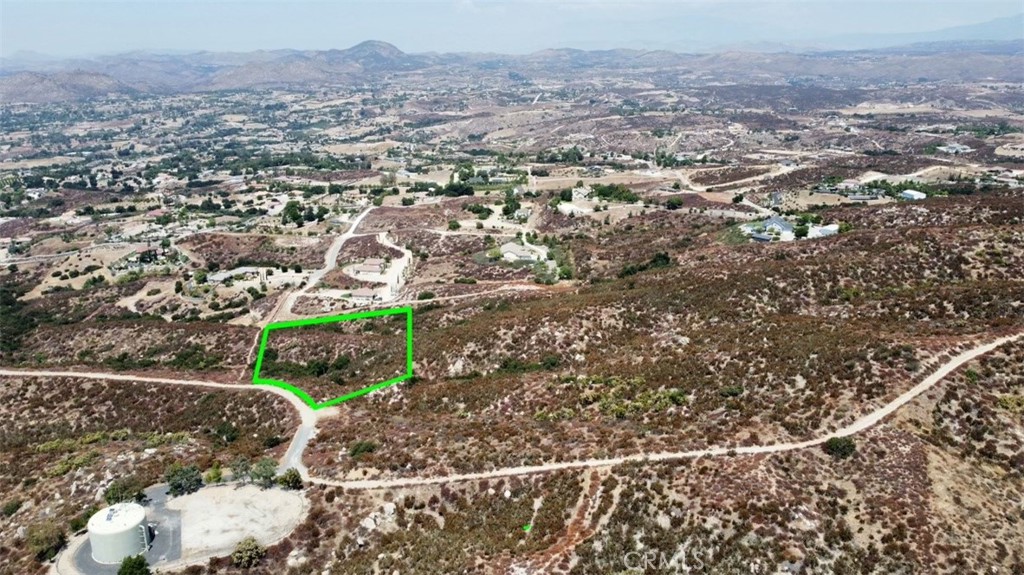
xmin=87 ymin=502 xmax=150 ymax=564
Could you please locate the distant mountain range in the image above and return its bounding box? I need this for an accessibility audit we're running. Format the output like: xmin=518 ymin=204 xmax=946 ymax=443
xmin=814 ymin=14 xmax=1024 ymax=51
xmin=1 ymin=15 xmax=1021 ymax=104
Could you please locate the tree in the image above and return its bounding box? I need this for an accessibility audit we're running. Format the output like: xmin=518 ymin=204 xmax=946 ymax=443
xmin=732 ymin=193 xmax=744 ymax=204
xmin=281 ymin=200 xmax=303 ymax=226
xmin=794 ymin=224 xmax=809 ymax=239
xmin=824 ymin=436 xmax=856 ymax=460
xmin=118 ymin=555 xmax=151 ymax=575
xmin=251 ymin=458 xmax=278 ymax=489
xmin=231 ymin=456 xmax=252 ymax=484
xmin=448 ymin=220 xmax=461 ymax=231
xmin=401 ymin=197 xmax=415 ymax=206
xmin=665 ymin=197 xmax=683 ymax=210
xmin=27 ymin=520 xmax=66 ymax=562
xmin=232 ymin=536 xmax=266 ymax=568
xmin=104 ymin=476 xmax=146 ymax=505
xmin=165 ymin=463 xmax=203 ymax=497
xmin=502 ymin=189 xmax=522 ymax=217
xmin=277 ymin=468 xmax=303 ymax=490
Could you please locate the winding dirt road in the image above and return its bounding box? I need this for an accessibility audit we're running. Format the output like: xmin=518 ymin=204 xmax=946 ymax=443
xmin=2 ymin=332 xmax=1019 ymax=490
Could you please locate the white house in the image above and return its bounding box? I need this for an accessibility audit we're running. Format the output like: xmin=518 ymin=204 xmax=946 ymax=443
xmin=351 ymin=287 xmax=380 ymax=302
xmin=937 ymin=143 xmax=973 ymax=155
xmin=808 ymin=224 xmax=840 ymax=239
xmin=900 ymin=190 xmax=927 ymax=201
xmin=500 ymin=242 xmax=538 ymax=263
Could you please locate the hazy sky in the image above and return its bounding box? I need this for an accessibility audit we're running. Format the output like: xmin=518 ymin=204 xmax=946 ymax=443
xmin=1 ymin=0 xmax=1021 ymax=57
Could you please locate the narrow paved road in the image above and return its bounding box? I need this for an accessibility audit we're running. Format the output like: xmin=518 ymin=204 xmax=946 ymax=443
xmin=2 ymin=332 xmax=1019 ymax=490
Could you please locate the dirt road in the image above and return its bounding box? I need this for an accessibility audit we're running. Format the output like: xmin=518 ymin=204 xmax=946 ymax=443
xmin=2 ymin=332 xmax=1019 ymax=489
xmin=268 ymin=206 xmax=374 ymax=323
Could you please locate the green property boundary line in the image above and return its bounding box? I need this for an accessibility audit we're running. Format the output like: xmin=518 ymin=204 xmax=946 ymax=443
xmin=252 ymin=307 xmax=413 ymax=410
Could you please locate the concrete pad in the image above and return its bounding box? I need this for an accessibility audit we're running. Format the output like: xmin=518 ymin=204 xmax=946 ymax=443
xmin=165 ymin=483 xmax=307 ymax=561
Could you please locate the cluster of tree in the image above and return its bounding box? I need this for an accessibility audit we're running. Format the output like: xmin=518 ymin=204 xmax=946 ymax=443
xmin=536 ymin=146 xmax=584 ymax=165
xmin=501 ymin=189 xmax=522 ymax=218
xmin=104 ymin=476 xmax=147 ymax=505
xmin=281 ymin=200 xmax=330 ymax=226
xmin=231 ymin=456 xmax=303 ymax=489
xmin=958 ymin=121 xmax=1020 ymax=138
xmin=591 ymin=183 xmax=639 ymax=203
xmin=408 ymin=181 xmax=435 ymax=193
xmin=75 ymin=204 xmax=139 ymax=217
xmin=165 ymin=463 xmax=203 ymax=496
xmin=429 ymin=182 xmax=474 ymax=197
xmin=618 ymin=252 xmax=672 ymax=278
xmin=654 ymin=149 xmax=694 ymax=168
xmin=464 ymin=203 xmax=493 ymax=219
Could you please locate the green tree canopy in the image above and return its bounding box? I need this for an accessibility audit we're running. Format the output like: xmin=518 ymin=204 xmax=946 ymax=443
xmin=118 ymin=555 xmax=151 ymax=575
xmin=165 ymin=463 xmax=203 ymax=497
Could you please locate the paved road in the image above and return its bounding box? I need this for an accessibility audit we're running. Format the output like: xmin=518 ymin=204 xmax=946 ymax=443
xmin=4 ymin=332 xmax=1020 ymax=490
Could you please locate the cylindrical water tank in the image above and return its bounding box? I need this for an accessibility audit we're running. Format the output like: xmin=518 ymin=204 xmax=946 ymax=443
xmin=87 ymin=502 xmax=149 ymax=564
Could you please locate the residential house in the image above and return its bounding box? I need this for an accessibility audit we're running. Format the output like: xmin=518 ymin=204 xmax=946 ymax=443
xmin=571 ymin=186 xmax=591 ymax=201
xmin=500 ymin=242 xmax=538 ymax=263
xmin=900 ymin=190 xmax=927 ymax=201
xmin=807 ymin=224 xmax=840 ymax=239
xmin=351 ymin=287 xmax=380 ymax=302
xmin=937 ymin=143 xmax=973 ymax=155
xmin=762 ymin=216 xmax=794 ymax=235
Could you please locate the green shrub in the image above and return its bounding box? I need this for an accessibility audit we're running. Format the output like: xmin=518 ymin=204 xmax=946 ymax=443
xmin=349 ymin=440 xmax=378 ymax=458
xmin=118 ymin=554 xmax=151 ymax=575
xmin=251 ymin=458 xmax=278 ymax=489
xmin=277 ymin=468 xmax=303 ymax=490
xmin=719 ymin=385 xmax=743 ymax=398
xmin=231 ymin=536 xmax=266 ymax=568
xmin=165 ymin=463 xmax=203 ymax=496
xmin=27 ymin=520 xmax=66 ymax=562
xmin=69 ymin=506 xmax=98 ymax=532
xmin=823 ymin=436 xmax=856 ymax=460
xmin=104 ymin=476 xmax=146 ymax=505
xmin=204 ymin=462 xmax=223 ymax=484
xmin=1 ymin=499 xmax=22 ymax=517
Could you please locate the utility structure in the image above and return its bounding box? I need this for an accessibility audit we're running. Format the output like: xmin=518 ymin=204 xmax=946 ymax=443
xmin=86 ymin=502 xmax=151 ymax=564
